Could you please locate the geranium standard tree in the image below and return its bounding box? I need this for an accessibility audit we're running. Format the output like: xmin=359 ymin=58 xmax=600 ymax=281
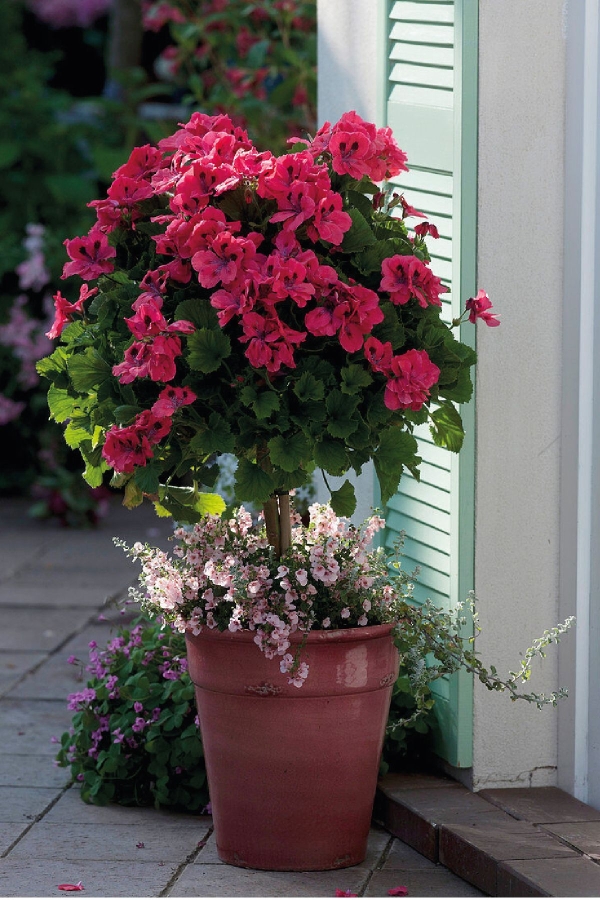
xmin=38 ymin=109 xmax=495 ymax=553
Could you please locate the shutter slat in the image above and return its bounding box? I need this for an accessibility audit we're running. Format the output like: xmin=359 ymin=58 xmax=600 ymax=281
xmin=386 ymin=510 xmax=452 ymax=554
xmin=390 ymin=42 xmax=454 ymax=67
xmin=389 ymin=21 xmax=454 ymax=46
xmin=389 ymin=84 xmax=453 ymax=109
xmin=389 ymin=62 xmax=454 ymax=90
xmin=386 ymin=493 xmax=451 ymax=534
xmin=390 ymin=1 xmax=455 ymax=24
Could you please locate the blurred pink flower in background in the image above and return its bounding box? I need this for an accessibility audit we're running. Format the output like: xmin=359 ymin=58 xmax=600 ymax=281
xmin=27 ymin=0 xmax=112 ymax=29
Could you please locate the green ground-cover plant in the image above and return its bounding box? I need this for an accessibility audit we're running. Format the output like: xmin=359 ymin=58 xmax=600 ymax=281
xmin=57 ymin=617 xmax=209 ymax=810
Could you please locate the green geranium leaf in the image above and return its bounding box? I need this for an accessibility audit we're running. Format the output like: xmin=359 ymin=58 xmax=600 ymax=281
xmin=124 ymin=479 xmax=144 ymax=508
xmin=187 ymin=329 xmax=231 ymax=373
xmin=156 ymin=486 xmax=226 ymax=523
xmin=430 ymin=403 xmax=464 ymax=453
xmin=353 ymin=237 xmax=411 ymax=276
xmin=134 ymin=465 xmax=161 ymax=495
xmin=326 ymin=391 xmax=359 ymax=439
xmin=113 ymin=405 xmax=142 ymax=425
xmin=36 ymin=348 xmax=68 ymax=382
xmin=340 ymin=208 xmax=376 ymax=253
xmin=174 ymin=298 xmax=219 ymax=330
xmin=372 ymin=301 xmax=406 ymax=350
xmin=268 ymin=432 xmax=310 ymax=473
xmin=67 ymin=348 xmax=112 ymax=393
xmin=329 ymin=479 xmax=357 ymax=517
xmin=440 ymin=367 xmax=473 ymax=404
xmin=234 ymin=459 xmax=276 ymax=504
xmin=340 ymin=364 xmax=372 ymax=395
xmin=314 ymin=438 xmax=348 ymax=475
xmin=189 ymin=414 xmax=235 ymax=455
xmin=253 ymin=391 xmax=280 ymax=419
xmin=293 ymin=371 xmax=324 ymax=402
xmin=82 ymin=461 xmax=107 ymax=489
xmin=47 ymin=385 xmax=80 ymax=423
xmin=374 ymin=428 xmax=420 ymax=505
xmin=64 ymin=419 xmax=92 ymax=449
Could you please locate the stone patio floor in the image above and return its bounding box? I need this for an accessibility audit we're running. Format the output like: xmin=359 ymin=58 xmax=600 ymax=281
xmin=2 ymin=495 xmax=599 ymax=897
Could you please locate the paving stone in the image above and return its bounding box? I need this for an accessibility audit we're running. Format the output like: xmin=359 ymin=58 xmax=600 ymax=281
xmin=44 ymin=786 xmax=212 ymax=828
xmin=0 ymin=752 xmax=71 ymax=789
xmin=0 ymin=650 xmax=46 ymax=697
xmin=365 ymin=867 xmax=485 ymax=896
xmin=439 ymin=821 xmax=579 ymax=895
xmin=169 ymin=863 xmax=372 ymax=897
xmin=542 ymin=820 xmax=600 ymax=856
xmin=381 ymin=838 xmax=439 ymax=869
xmin=0 ymin=786 xmax=60 ymax=823
xmin=0 ymin=607 xmax=92 ymax=652
xmin=0 ymin=858 xmax=178 ymax=897
xmin=0 ymin=822 xmax=31 ymax=855
xmin=378 ymin=785 xmax=515 ymax=861
xmin=479 ymin=786 xmax=600 ymax=824
xmin=0 ymin=582 xmax=126 ymax=608
xmin=0 ymin=699 xmax=73 ymax=755
xmin=497 ymin=855 xmax=600 ymax=897
xmin=9 ymin=820 xmax=211 ymax=862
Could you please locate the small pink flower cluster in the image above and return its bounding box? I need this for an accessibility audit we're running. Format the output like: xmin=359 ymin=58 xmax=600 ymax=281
xmin=124 ymin=503 xmax=396 ymax=687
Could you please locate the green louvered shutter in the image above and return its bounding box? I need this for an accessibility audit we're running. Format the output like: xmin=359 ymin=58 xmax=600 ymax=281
xmin=382 ymin=0 xmax=478 ymax=768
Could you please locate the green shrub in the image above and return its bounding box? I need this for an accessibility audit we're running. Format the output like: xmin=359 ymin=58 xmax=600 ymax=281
xmin=57 ymin=618 xmax=209 ymax=811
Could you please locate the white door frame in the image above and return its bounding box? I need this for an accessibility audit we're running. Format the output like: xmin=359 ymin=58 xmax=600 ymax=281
xmin=559 ymin=0 xmax=600 ymax=805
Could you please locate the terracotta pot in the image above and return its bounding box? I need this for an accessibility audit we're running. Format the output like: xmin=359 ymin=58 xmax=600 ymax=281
xmin=185 ymin=623 xmax=399 ymax=871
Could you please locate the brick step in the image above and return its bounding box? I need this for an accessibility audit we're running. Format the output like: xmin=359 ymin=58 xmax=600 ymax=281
xmin=375 ymin=774 xmax=600 ymax=896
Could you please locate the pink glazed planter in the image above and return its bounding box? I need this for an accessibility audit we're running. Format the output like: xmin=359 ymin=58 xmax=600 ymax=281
xmin=185 ymin=623 xmax=399 ymax=871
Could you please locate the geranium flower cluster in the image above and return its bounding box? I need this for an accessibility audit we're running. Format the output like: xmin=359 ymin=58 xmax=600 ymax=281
xmin=119 ymin=503 xmax=412 ymax=687
xmin=40 ymin=108 xmax=496 ymax=518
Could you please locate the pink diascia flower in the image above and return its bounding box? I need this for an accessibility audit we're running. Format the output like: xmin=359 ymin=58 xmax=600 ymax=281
xmin=384 ymin=349 xmax=440 ymax=411
xmin=466 ymin=289 xmax=500 ymax=327
xmin=29 ymin=0 xmax=110 ymax=28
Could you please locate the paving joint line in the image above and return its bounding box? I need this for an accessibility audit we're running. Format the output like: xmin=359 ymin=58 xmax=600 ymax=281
xmin=159 ymin=824 xmax=214 ymax=896
xmin=0 ymin=783 xmax=73 ymax=859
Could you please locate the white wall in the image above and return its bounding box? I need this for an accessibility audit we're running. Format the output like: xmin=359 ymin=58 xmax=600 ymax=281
xmin=317 ymin=0 xmax=386 ymax=127
xmin=315 ymin=0 xmax=387 ymax=523
xmin=472 ymin=0 xmax=568 ymax=789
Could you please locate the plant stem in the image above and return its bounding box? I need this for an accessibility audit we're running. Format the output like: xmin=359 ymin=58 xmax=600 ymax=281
xmin=263 ymin=496 xmax=281 ymax=558
xmin=278 ymin=492 xmax=292 ymax=555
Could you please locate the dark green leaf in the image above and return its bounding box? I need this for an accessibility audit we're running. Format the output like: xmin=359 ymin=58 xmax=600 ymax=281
xmin=329 ymin=479 xmax=357 ymax=517
xmin=67 ymin=349 xmax=112 ymax=393
xmin=429 ymin=403 xmax=464 ymax=453
xmin=314 ymin=438 xmax=348 ymax=475
xmin=174 ymin=298 xmax=219 ymax=330
xmin=373 ymin=428 xmax=420 ymax=505
xmin=187 ymin=329 xmax=231 ymax=373
xmin=340 ymin=364 xmax=372 ymax=395
xmin=189 ymin=414 xmax=235 ymax=455
xmin=268 ymin=433 xmax=310 ymax=472
xmin=134 ymin=465 xmax=161 ymax=495
xmin=326 ymin=391 xmax=359 ymax=439
xmin=252 ymin=391 xmax=280 ymax=419
xmin=234 ymin=459 xmax=275 ymax=504
xmin=293 ymin=371 xmax=325 ymax=402
xmin=340 ymin=208 xmax=376 ymax=253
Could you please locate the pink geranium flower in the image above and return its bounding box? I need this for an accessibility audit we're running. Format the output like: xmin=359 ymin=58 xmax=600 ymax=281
xmin=384 ymin=349 xmax=440 ymax=411
xmin=466 ymin=289 xmax=500 ymax=327
xmin=46 ymin=284 xmax=98 ymax=339
xmin=102 ymin=425 xmax=153 ymax=472
xmin=151 ymin=386 xmax=197 ymax=417
xmin=62 ymin=231 xmax=116 ymax=281
xmin=380 ymin=255 xmax=447 ymax=308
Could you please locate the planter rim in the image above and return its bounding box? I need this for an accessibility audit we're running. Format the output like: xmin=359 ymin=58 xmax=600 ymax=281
xmin=185 ymin=621 xmax=396 ymax=646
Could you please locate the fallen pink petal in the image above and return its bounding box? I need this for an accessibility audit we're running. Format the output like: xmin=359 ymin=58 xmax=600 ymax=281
xmin=57 ymin=882 xmax=84 ymax=892
xmin=136 ymin=842 xmax=145 ymax=849
xmin=334 ymin=891 xmax=357 ymax=897
xmin=387 ymin=887 xmax=409 ymax=896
